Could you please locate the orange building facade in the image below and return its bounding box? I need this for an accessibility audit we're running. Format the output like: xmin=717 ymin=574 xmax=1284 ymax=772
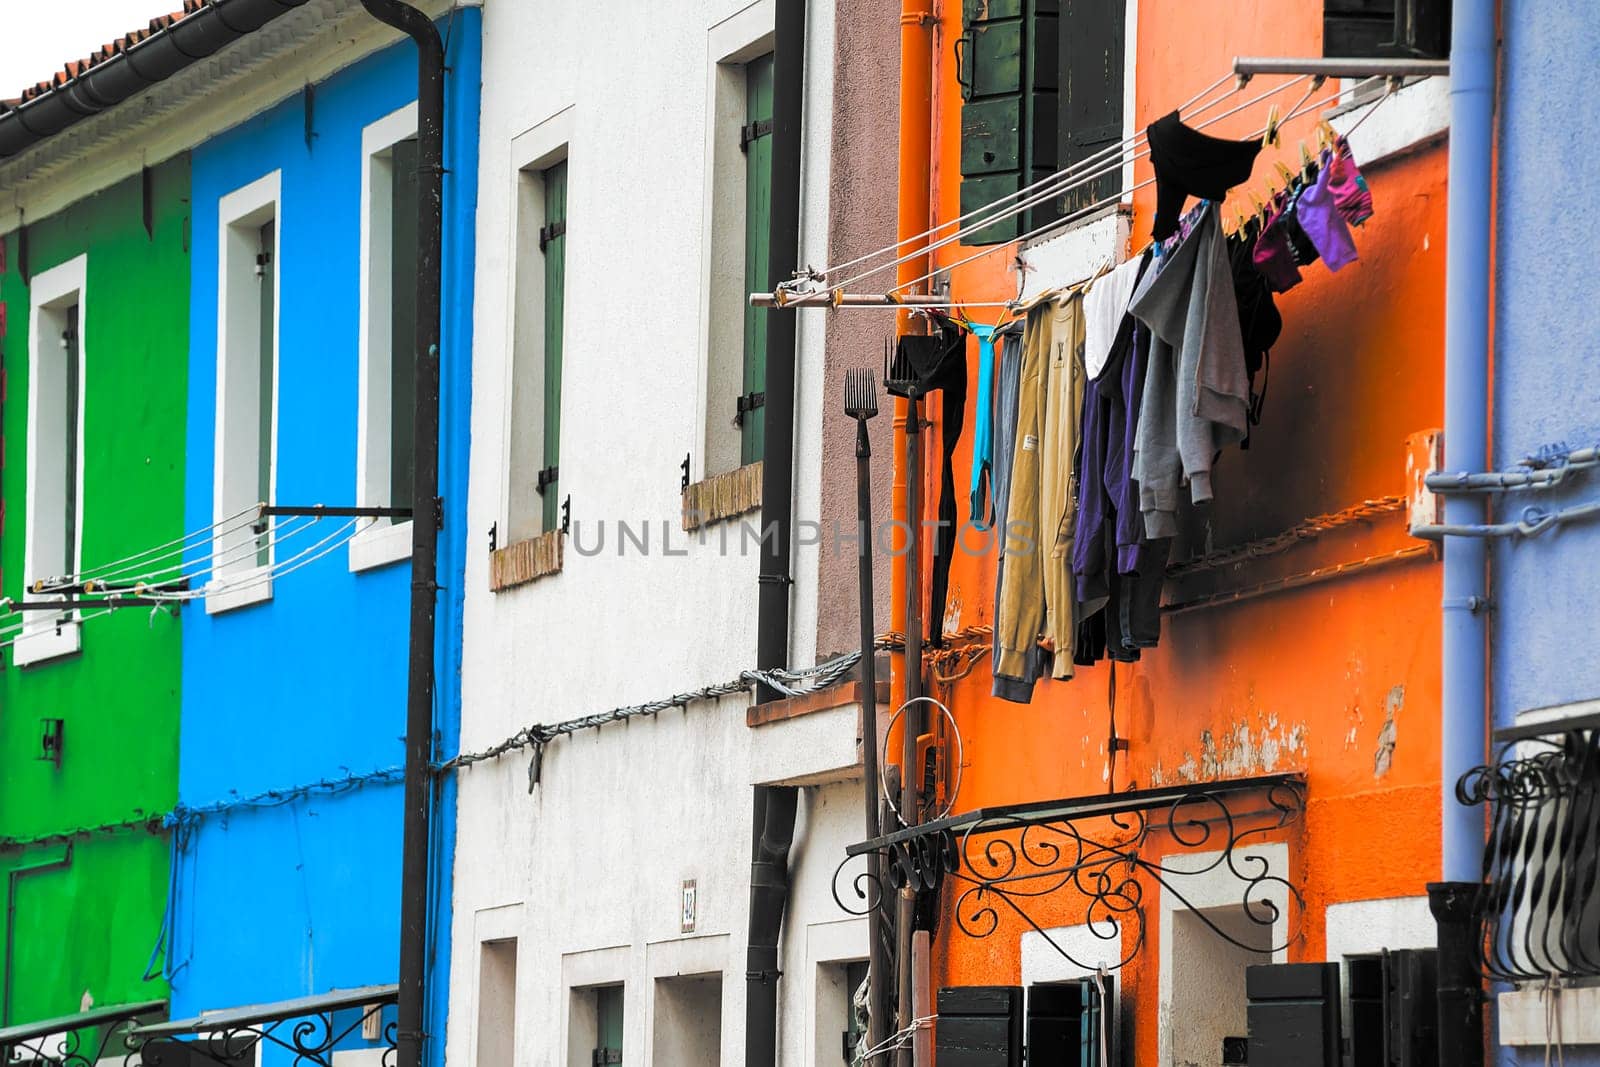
xmin=880 ymin=2 xmax=1454 ymax=1061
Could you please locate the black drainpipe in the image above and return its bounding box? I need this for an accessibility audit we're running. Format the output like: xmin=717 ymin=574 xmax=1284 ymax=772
xmin=356 ymin=4 xmax=443 ymax=1067
xmin=1427 ymin=880 xmax=1485 ymax=1067
xmin=746 ymin=0 xmax=806 ymax=1063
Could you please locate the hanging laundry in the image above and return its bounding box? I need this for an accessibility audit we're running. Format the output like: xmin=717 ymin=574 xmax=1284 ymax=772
xmin=889 ymin=323 xmax=969 ymax=647
xmin=968 ymin=323 xmax=999 ymax=530
xmin=994 ymin=289 xmax=1086 ymax=683
xmin=1296 ymin=151 xmax=1359 ymax=270
xmin=989 ymin=326 xmax=1046 ymax=704
xmin=1147 ymin=109 xmax=1263 ymax=241
xmin=1130 ymin=202 xmax=1250 ymax=538
xmin=1227 ymin=222 xmax=1283 ymax=442
xmin=1252 ymin=192 xmax=1305 ymax=293
xmin=1327 ymin=137 xmax=1374 ymax=226
xmin=1084 ymin=257 xmax=1144 ymax=381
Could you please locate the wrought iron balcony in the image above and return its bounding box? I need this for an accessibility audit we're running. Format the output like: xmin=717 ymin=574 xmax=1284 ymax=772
xmin=1457 ymin=716 xmax=1600 ymax=982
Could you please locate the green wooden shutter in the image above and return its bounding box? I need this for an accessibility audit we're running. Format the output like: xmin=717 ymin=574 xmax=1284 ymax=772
xmin=934 ymin=986 xmax=1023 ymax=1067
xmin=594 ymin=985 xmax=623 ymax=1065
xmin=541 ymin=159 xmax=568 ymax=534
xmin=1059 ymin=0 xmax=1125 ymax=215
xmin=390 ymin=137 xmax=420 ymax=513
xmin=1026 ymin=981 xmax=1103 ymax=1066
xmin=1245 ymin=962 xmax=1343 ymax=1067
xmin=957 ymin=0 xmax=1059 ymax=245
xmin=256 ymin=221 xmax=275 ymax=566
xmin=63 ymin=303 xmax=80 ymax=576
xmin=741 ymin=53 xmax=774 ymax=465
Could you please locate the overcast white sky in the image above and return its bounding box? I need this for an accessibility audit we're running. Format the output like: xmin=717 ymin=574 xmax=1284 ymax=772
xmin=0 ymin=0 xmax=172 ymax=94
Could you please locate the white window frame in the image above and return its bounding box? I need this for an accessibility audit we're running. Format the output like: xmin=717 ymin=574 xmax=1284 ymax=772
xmin=208 ymin=170 xmax=281 ymax=615
xmin=17 ymin=254 xmax=88 ymax=667
xmin=353 ymin=102 xmax=420 ymax=573
xmin=694 ymin=0 xmax=776 ymax=483
xmin=501 ymin=105 xmax=574 ymax=546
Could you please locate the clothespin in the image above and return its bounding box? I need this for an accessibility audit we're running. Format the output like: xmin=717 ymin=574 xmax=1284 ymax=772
xmin=1300 ymin=141 xmax=1314 ymax=171
xmin=1261 ymin=103 xmax=1280 ymax=148
xmin=1274 ymin=160 xmax=1295 ymax=186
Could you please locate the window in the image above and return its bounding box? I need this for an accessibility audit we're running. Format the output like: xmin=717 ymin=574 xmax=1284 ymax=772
xmin=508 ymin=153 xmax=569 ymax=544
xmin=956 ymin=0 xmax=1126 ymax=244
xmin=355 ymin=104 xmax=421 ymax=572
xmin=476 ymin=939 xmax=517 ymax=1067
xmin=211 ymin=172 xmax=280 ymax=613
xmin=1323 ymin=0 xmax=1450 ymax=60
xmin=651 ymin=972 xmax=721 ymax=1064
xmin=701 ymin=35 xmax=775 ymax=481
xmin=18 ymin=254 xmax=88 ymax=666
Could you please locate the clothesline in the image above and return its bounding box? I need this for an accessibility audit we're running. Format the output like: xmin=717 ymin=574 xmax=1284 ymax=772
xmin=756 ymin=71 xmax=1404 ymax=311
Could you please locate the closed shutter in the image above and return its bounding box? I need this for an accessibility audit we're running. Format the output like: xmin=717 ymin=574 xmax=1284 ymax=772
xmin=1246 ymin=962 xmax=1342 ymax=1067
xmin=741 ymin=53 xmax=774 ymax=465
xmin=1027 ymin=980 xmax=1104 ymax=1066
xmin=1324 ymin=0 xmax=1450 ymax=60
xmin=934 ymin=986 xmax=1023 ymax=1067
xmin=957 ymin=0 xmax=1059 ymax=245
xmin=390 ymin=137 xmax=420 ymax=515
xmin=1058 ymin=0 xmax=1125 ymax=215
xmin=540 ymin=160 xmax=567 ymax=534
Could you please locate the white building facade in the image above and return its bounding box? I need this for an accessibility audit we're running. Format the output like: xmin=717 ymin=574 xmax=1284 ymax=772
xmin=446 ymin=0 xmax=899 ymax=1062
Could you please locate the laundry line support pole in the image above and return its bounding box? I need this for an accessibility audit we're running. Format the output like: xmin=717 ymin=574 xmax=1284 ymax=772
xmin=1232 ymin=56 xmax=1450 ymax=79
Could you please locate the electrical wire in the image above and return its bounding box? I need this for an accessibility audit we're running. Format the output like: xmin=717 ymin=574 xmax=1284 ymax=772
xmin=29 ymin=505 xmax=260 ymax=592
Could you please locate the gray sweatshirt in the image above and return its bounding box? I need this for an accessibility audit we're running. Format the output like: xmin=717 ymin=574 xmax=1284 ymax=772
xmin=1128 ymin=203 xmax=1249 ymax=538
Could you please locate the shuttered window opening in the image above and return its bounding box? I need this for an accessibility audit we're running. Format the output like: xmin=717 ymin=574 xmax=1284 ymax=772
xmin=1028 ymin=980 xmax=1109 ymax=1066
xmin=740 ymin=52 xmax=774 ymax=465
xmin=62 ymin=304 xmax=81 ymax=577
xmin=1347 ymin=949 xmax=1439 ymax=1067
xmin=957 ymin=0 xmax=1125 ymax=245
xmin=1323 ymin=0 xmax=1451 ymax=60
xmin=255 ymin=221 xmax=276 ymax=566
xmin=539 ymin=159 xmax=568 ymax=534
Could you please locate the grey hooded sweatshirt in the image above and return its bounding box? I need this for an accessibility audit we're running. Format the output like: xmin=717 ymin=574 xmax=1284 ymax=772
xmin=1128 ymin=203 xmax=1249 ymax=538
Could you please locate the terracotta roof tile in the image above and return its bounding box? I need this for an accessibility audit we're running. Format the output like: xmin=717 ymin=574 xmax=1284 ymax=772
xmin=2 ymin=2 xmax=201 ymax=114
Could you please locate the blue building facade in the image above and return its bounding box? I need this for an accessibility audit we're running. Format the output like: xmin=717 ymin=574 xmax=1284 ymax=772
xmin=1490 ymin=0 xmax=1600 ymax=1061
xmin=168 ymin=11 xmax=479 ymax=1064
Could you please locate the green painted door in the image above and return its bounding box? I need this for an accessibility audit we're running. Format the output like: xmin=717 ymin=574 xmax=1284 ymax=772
xmin=740 ymin=52 xmax=773 ymax=466
xmin=595 ymin=984 xmax=623 ymax=1064
xmin=541 ymin=160 xmax=567 ymax=534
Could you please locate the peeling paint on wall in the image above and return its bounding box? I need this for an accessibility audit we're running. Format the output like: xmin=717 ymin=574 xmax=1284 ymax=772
xmin=1373 ymin=684 xmax=1403 ymax=778
xmin=1153 ymin=710 xmax=1310 ymax=785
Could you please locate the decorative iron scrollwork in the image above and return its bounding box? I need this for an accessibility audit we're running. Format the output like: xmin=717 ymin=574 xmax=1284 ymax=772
xmin=837 ymin=775 xmax=1306 ymax=971
xmin=1457 ymin=725 xmax=1600 ymax=981
xmin=0 ymin=1001 xmax=165 ymax=1067
xmin=124 ymin=1000 xmax=394 ymax=1067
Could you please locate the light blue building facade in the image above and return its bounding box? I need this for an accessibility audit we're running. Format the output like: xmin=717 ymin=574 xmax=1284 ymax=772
xmin=168 ymin=10 xmax=479 ymax=1064
xmin=1488 ymin=0 xmax=1600 ymax=1061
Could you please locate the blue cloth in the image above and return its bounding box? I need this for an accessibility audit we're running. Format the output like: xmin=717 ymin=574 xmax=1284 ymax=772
xmin=968 ymin=323 xmax=998 ymax=529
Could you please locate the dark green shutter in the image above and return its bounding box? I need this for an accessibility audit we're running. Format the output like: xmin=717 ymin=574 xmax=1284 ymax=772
xmin=1349 ymin=949 xmax=1439 ymax=1067
xmin=1059 ymin=0 xmax=1125 ymax=215
xmin=1027 ymin=981 xmax=1103 ymax=1066
xmin=957 ymin=0 xmax=1059 ymax=245
xmin=63 ymin=303 xmax=80 ymax=576
xmin=541 ymin=159 xmax=568 ymax=534
xmin=741 ymin=53 xmax=774 ymax=465
xmin=390 ymin=137 xmax=420 ymax=513
xmin=934 ymin=986 xmax=1023 ymax=1067
xmin=256 ymin=221 xmax=275 ymax=566
xmin=594 ymin=985 xmax=623 ymax=1065
xmin=1246 ymin=962 xmax=1343 ymax=1067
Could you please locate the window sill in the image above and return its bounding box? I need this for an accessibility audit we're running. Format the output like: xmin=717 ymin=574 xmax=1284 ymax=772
xmin=489 ymin=529 xmax=564 ymax=592
xmin=205 ymin=570 xmax=273 ymax=615
xmin=1330 ymin=76 xmax=1448 ymax=168
xmin=1015 ymin=206 xmax=1132 ymax=306
xmin=349 ymin=520 xmax=413 ymax=574
xmin=12 ymin=619 xmax=80 ymax=668
xmin=683 ymin=461 xmax=764 ymax=531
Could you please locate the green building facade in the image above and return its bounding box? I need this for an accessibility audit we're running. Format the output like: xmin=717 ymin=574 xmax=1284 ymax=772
xmin=0 ymin=157 xmax=190 ymax=1027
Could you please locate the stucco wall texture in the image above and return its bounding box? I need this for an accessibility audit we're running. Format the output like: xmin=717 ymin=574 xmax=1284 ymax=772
xmin=0 ymin=160 xmax=189 ymax=1024
xmin=907 ymin=1 xmax=1451 ymax=1061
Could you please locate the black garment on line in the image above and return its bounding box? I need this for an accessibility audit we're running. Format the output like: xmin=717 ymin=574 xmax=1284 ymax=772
xmin=1147 ymin=109 xmax=1263 ymax=241
xmin=891 ymin=323 xmax=968 ymax=647
xmin=1227 ymin=222 xmax=1282 ymax=445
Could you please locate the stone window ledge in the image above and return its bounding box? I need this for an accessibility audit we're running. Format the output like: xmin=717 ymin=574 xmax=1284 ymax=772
xmin=490 ymin=529 xmax=563 ymax=592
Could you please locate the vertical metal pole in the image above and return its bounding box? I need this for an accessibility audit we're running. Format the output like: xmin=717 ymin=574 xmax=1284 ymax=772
xmin=855 ymin=420 xmax=890 ymax=1057
xmin=356 ymin=4 xmax=442 ymax=1067
xmin=1428 ymin=881 xmax=1485 ymax=1067
xmin=897 ymin=399 xmax=923 ymax=1067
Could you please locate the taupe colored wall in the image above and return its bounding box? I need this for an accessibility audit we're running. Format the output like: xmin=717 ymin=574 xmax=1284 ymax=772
xmin=815 ymin=0 xmax=899 ymax=659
